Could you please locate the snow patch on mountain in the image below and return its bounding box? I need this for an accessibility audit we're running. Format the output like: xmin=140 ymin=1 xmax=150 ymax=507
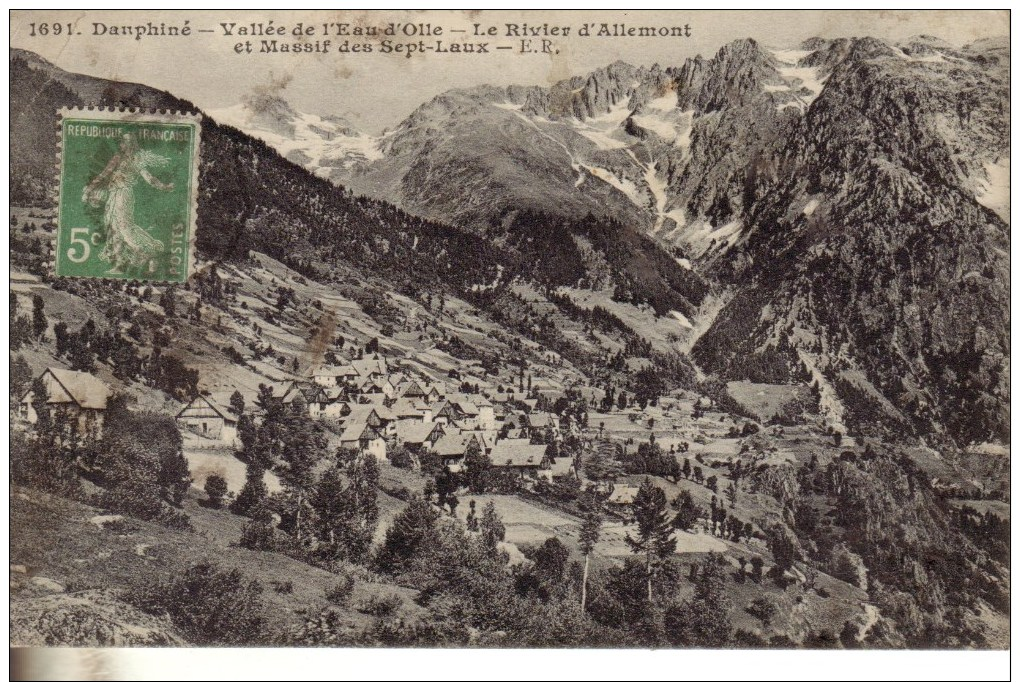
xmin=210 ymin=103 xmax=382 ymax=178
xmin=569 ymin=99 xmax=633 ymax=150
xmin=581 ymin=164 xmax=644 ymax=207
xmin=675 ymin=111 xmax=695 ymax=149
xmin=638 ymin=156 xmax=687 ymax=233
xmin=676 ymin=219 xmax=743 ymax=257
xmin=974 ymin=157 xmax=1010 ymax=224
xmin=770 ymin=48 xmax=815 ymax=64
xmin=629 ymin=106 xmax=695 ymax=150
xmin=669 ymin=310 xmax=693 ymax=329
xmin=631 ymin=114 xmax=677 ymax=141
xmin=646 ymin=93 xmax=679 ymax=112
xmin=891 ymin=46 xmax=949 ymax=63
xmin=574 ymin=127 xmax=630 ymax=151
xmin=767 ymin=49 xmax=828 ymax=111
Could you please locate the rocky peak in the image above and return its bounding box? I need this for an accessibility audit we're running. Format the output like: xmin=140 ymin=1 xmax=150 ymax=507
xmin=239 ymin=92 xmax=299 ymax=138
xmin=522 ymin=60 xmax=643 ymax=121
xmin=675 ymin=38 xmax=781 ymax=112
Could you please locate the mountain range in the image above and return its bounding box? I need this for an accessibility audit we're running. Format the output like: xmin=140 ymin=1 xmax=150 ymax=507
xmin=10 ymin=35 xmax=1010 ymax=449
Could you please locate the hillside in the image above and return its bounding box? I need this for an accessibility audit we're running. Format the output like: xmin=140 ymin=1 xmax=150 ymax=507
xmin=695 ymin=37 xmax=1010 ymax=447
xmin=10 ymin=487 xmax=423 ymax=645
xmin=211 ymin=36 xmax=1010 ymax=449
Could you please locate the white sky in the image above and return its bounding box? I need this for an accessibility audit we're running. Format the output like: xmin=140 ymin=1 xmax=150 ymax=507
xmin=9 ymin=9 xmax=1009 ymax=133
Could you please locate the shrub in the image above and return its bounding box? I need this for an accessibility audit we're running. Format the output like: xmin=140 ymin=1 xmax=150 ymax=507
xmin=325 ymin=575 xmax=356 ymax=607
xmin=769 ymin=634 xmax=797 ymax=648
xmin=125 ymin=562 xmax=267 ymax=645
xmin=10 ymin=432 xmax=81 ymax=497
xmin=158 ymin=508 xmax=193 ymax=531
xmin=90 ymin=401 xmax=191 ymax=507
xmin=387 ymin=445 xmax=415 ymax=470
xmin=230 ymin=466 xmax=268 ymax=517
xmin=732 ymin=629 xmax=768 ymax=648
xmin=238 ymin=511 xmax=276 ymax=551
xmin=357 ymin=593 xmax=401 ymax=618
xmin=289 ymin=608 xmax=356 ymax=646
xmin=828 ymin=544 xmax=867 ymax=589
xmin=380 ymin=484 xmax=411 ymax=501
xmin=749 ymin=556 xmax=765 ymax=583
xmin=94 ymin=481 xmax=193 ymax=531
xmin=369 ymin=613 xmax=471 ymax=647
xmin=204 ymin=474 xmax=229 ymax=509
xmin=100 ymin=517 xmax=138 ymax=534
xmin=271 ymin=580 xmax=294 ymax=594
xmin=746 ymin=595 xmax=779 ymax=629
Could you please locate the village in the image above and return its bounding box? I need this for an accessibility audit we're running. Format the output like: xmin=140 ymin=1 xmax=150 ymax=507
xmin=15 ymin=333 xmax=829 ymax=556
xmin=17 ymin=355 xmax=643 ymax=511
xmin=176 ymin=353 xmax=578 ymax=483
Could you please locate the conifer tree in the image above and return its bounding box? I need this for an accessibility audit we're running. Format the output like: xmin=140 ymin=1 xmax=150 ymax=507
xmin=625 ymin=477 xmax=677 ymax=601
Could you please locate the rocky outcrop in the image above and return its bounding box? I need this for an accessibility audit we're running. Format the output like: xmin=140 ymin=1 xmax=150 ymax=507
xmin=10 ymin=589 xmax=185 ymax=646
xmin=695 ymin=38 xmax=1010 ymax=446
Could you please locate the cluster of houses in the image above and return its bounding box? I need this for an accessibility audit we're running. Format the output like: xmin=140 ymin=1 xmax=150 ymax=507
xmin=177 ymin=355 xmax=576 ymax=481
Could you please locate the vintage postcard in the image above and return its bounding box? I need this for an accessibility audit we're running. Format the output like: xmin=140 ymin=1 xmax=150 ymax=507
xmin=7 ymin=7 xmax=1010 ymax=674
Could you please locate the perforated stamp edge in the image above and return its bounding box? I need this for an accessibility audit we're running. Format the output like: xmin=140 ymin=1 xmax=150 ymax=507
xmin=55 ymin=107 xmax=202 ymax=284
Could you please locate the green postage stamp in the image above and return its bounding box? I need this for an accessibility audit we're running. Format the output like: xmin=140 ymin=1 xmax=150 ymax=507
xmin=56 ymin=108 xmax=201 ymax=282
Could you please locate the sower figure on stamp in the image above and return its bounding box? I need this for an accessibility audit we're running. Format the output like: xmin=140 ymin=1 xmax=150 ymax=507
xmin=82 ymin=133 xmax=174 ymax=276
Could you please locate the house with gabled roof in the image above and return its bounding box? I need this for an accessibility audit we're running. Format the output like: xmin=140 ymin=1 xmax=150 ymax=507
xmin=316 ymin=388 xmax=350 ymax=420
xmin=449 ymin=397 xmax=480 ymax=430
xmin=343 ymin=403 xmax=396 ymax=437
xmin=343 ymin=404 xmax=383 ymax=428
xmin=395 ymin=420 xmax=445 ymax=451
xmin=488 ymin=391 xmax=516 ymax=418
xmin=311 ymin=365 xmax=358 ymax=387
xmin=352 ymin=355 xmax=387 ymax=379
xmin=20 ymin=367 xmax=112 ymax=440
xmin=473 ymin=430 xmax=497 ymax=454
xmin=339 ymin=421 xmax=386 ymax=461
xmin=357 ymin=397 xmax=397 ymax=427
xmin=432 ymin=431 xmax=486 ymax=471
xmin=424 ymin=384 xmax=444 ymax=403
xmin=504 ymin=412 xmax=529 ymax=431
xmin=375 ymin=375 xmax=399 ymax=399
xmin=355 ymin=376 xmax=385 ymax=396
xmin=177 ymin=392 xmax=240 ymax=446
xmin=391 ymin=397 xmax=430 ymax=423
xmin=541 ymin=455 xmax=576 ymax=481
xmin=430 ymin=399 xmax=455 ymax=426
xmin=527 ymin=411 xmax=556 ymax=429
xmin=396 ymin=378 xmax=428 ymax=401
xmin=489 ymin=438 xmax=548 ymax=479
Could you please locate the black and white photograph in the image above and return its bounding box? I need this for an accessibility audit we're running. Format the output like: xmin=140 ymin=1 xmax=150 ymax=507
xmin=7 ymin=8 xmax=1011 ymax=670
